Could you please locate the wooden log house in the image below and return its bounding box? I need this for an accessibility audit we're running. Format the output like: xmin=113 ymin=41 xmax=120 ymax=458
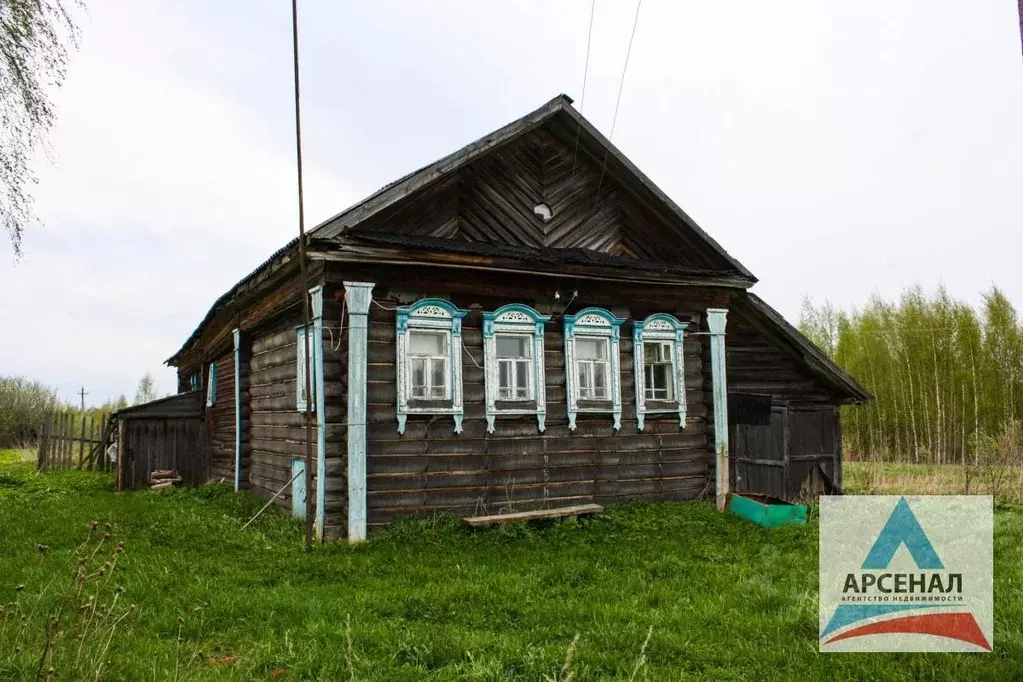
xmin=166 ymin=95 xmax=871 ymax=541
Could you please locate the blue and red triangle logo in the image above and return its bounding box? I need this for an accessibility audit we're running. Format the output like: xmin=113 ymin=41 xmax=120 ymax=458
xmin=821 ymin=497 xmax=990 ymax=650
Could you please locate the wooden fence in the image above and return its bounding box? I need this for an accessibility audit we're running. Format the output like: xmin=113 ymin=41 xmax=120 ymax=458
xmin=36 ymin=411 xmax=115 ymax=472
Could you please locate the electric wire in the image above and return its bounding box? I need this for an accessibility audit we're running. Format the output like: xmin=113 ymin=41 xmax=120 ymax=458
xmin=592 ymin=0 xmax=643 ymax=209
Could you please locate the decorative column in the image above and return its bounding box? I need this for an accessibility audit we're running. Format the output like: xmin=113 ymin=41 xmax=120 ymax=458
xmin=233 ymin=328 xmax=242 ymax=491
xmin=344 ymin=282 xmax=374 ymax=543
xmin=310 ymin=286 xmax=327 ymax=541
xmin=707 ymin=308 xmax=729 ymax=511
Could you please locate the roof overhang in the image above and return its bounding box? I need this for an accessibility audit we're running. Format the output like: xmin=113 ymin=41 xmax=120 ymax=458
xmin=732 ymin=292 xmax=873 ymax=405
xmin=311 ymin=231 xmax=756 ymax=289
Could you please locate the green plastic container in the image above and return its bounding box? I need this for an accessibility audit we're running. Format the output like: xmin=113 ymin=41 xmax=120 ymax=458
xmin=726 ymin=492 xmax=807 ymax=527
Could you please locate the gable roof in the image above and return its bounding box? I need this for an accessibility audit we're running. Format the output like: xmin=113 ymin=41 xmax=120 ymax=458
xmin=733 ymin=292 xmax=872 ymax=404
xmin=311 ymin=94 xmax=755 ymax=280
xmin=169 ymin=95 xmax=772 ymax=365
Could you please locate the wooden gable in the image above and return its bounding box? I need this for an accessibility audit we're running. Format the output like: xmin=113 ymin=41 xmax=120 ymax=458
xmin=314 ymin=96 xmax=754 ymax=278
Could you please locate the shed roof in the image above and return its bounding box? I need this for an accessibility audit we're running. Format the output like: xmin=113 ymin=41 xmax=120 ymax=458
xmin=113 ymin=391 xmax=204 ymax=420
xmin=732 ymin=293 xmax=873 ymax=404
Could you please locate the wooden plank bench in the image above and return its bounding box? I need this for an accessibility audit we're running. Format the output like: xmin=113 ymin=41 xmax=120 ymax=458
xmin=463 ymin=504 xmax=604 ymax=528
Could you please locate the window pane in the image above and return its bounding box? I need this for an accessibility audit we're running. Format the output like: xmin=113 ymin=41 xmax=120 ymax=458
xmin=593 ymin=363 xmax=607 ymax=399
xmin=410 ymin=331 xmax=446 ymax=355
xmin=577 ymin=362 xmax=590 ymax=398
xmin=431 ymin=358 xmax=447 ymax=397
xmin=499 ymin=360 xmax=511 ymax=397
xmin=412 ymin=358 xmax=427 ymax=397
xmin=645 ymin=364 xmax=673 ymax=401
xmin=644 ymin=341 xmax=671 ymax=363
xmin=516 ymin=361 xmax=529 ymax=398
xmin=576 ymin=338 xmax=607 ymax=360
xmin=496 ymin=335 xmax=530 ymax=358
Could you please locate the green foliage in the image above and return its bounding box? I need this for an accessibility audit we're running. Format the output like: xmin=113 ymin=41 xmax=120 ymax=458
xmin=134 ymin=372 xmax=157 ymax=406
xmin=1 ymin=0 xmax=81 ymax=257
xmin=0 ymin=376 xmax=63 ymax=448
xmin=802 ymin=286 xmax=1023 ymax=465
xmin=2 ymin=453 xmax=1023 ymax=679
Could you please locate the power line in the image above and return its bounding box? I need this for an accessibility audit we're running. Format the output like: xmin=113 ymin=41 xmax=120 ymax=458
xmin=569 ymin=0 xmax=597 ymax=181
xmin=592 ymin=0 xmax=643 ymax=208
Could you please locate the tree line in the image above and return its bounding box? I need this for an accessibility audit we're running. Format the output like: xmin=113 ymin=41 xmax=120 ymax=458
xmin=0 ymin=372 xmax=162 ymax=448
xmin=800 ymin=286 xmax=1023 ymax=465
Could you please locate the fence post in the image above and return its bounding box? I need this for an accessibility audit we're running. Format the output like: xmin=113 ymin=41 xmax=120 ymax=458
xmin=51 ymin=412 xmax=59 ymax=471
xmin=37 ymin=413 xmax=52 ymax=472
xmin=51 ymin=413 xmax=61 ymax=470
xmin=62 ymin=412 xmax=70 ymax=468
xmin=63 ymin=412 xmax=71 ymax=469
xmin=55 ymin=413 xmax=63 ymax=469
xmin=99 ymin=413 xmax=109 ymax=471
xmin=44 ymin=414 xmax=54 ymax=471
xmin=77 ymin=414 xmax=88 ymax=469
xmin=67 ymin=413 xmax=74 ymax=468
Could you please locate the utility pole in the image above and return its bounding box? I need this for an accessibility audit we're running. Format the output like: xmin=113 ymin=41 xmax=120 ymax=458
xmin=291 ymin=0 xmax=314 ymax=550
xmin=78 ymin=386 xmax=88 ymax=411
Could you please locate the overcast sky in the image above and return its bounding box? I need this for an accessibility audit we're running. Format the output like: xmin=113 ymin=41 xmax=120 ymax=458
xmin=2 ymin=0 xmax=1022 ymax=406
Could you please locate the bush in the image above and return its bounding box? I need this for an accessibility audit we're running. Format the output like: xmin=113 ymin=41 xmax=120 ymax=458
xmin=0 ymin=377 xmax=63 ymax=448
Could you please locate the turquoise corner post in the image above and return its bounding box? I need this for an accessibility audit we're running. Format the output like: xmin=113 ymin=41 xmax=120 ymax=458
xmin=344 ymin=282 xmax=374 ymax=543
xmin=310 ymin=286 xmax=327 ymax=541
xmin=707 ymin=308 xmax=729 ymax=511
xmin=233 ymin=328 xmax=242 ymax=492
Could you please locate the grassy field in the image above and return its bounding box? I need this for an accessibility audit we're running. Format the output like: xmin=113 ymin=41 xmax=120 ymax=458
xmin=844 ymin=459 xmax=1023 ymax=498
xmin=2 ymin=449 xmax=1023 ymax=681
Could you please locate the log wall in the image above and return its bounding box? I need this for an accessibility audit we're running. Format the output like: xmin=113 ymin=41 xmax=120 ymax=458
xmin=243 ymin=301 xmax=348 ymax=536
xmin=321 ymin=293 xmax=348 ymax=539
xmin=207 ymin=352 xmax=236 ymax=483
xmin=325 ymin=266 xmax=720 ymax=528
xmin=247 ymin=312 xmax=312 ymax=513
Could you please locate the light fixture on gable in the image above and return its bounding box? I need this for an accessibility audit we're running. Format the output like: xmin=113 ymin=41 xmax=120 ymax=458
xmin=533 ymin=202 xmax=553 ymax=222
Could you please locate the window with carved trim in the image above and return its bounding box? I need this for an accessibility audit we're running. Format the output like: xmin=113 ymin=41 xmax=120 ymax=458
xmin=633 ymin=314 xmax=689 ymax=431
xmin=483 ymin=304 xmax=550 ymax=433
xmin=563 ymin=307 xmax=625 ymax=432
xmin=396 ymin=299 xmax=468 ymax=434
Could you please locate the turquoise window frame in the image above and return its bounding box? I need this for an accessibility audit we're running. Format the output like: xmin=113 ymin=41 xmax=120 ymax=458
xmin=395 ymin=298 xmax=468 ymax=434
xmin=482 ymin=304 xmax=551 ymax=433
xmin=563 ymin=307 xmax=626 ymax=431
xmin=633 ymin=313 xmax=689 ymax=431
xmin=296 ymin=325 xmax=317 ymax=412
xmin=206 ymin=362 xmax=217 ymax=407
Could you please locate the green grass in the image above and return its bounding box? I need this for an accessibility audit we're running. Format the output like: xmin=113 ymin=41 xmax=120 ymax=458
xmin=2 ymin=451 xmax=1023 ymax=680
xmin=844 ymin=460 xmax=1023 ymax=498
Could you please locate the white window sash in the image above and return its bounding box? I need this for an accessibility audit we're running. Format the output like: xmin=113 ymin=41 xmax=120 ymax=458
xmin=396 ymin=299 xmax=467 ymax=434
xmin=483 ymin=306 xmax=550 ymax=434
xmin=563 ymin=308 xmax=624 ymax=432
xmin=633 ymin=315 xmax=688 ymax=431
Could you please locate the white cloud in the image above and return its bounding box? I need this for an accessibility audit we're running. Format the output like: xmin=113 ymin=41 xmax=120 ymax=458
xmin=3 ymin=0 xmax=1023 ymax=405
